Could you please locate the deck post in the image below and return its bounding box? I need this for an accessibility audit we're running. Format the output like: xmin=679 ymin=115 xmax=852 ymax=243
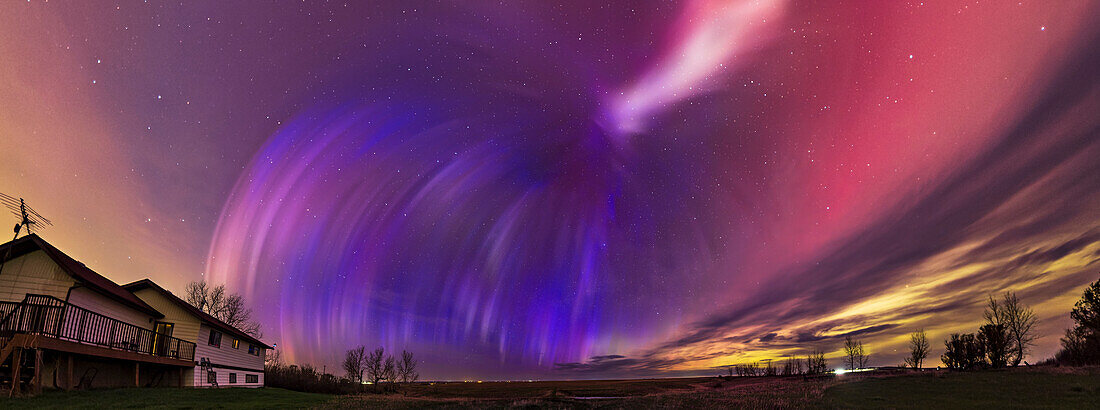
xmin=10 ymin=348 xmax=21 ymax=397
xmin=66 ymin=354 xmax=73 ymax=391
xmin=134 ymin=362 xmax=140 ymax=387
xmin=32 ymin=349 xmax=42 ymax=395
xmin=179 ymin=368 xmax=184 ymax=388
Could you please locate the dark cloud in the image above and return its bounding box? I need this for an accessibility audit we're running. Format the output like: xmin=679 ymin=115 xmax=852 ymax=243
xmin=558 ymin=24 xmax=1100 ymax=374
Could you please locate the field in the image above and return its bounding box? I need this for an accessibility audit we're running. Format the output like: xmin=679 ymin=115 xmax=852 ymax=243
xmin=0 ymin=387 xmax=333 ymax=409
xmin=0 ymin=367 xmax=1096 ymax=409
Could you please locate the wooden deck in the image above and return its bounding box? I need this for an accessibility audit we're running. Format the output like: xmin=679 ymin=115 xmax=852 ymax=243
xmin=2 ymin=333 xmax=192 ymax=395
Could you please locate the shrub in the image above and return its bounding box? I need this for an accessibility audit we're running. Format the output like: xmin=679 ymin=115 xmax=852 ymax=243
xmin=979 ymin=323 xmax=1011 ymax=368
xmin=265 ymin=362 xmax=361 ymax=394
xmin=942 ymin=333 xmax=985 ymax=370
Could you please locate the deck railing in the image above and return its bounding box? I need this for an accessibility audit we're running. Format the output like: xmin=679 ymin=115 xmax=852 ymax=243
xmin=0 ymin=294 xmax=195 ymax=361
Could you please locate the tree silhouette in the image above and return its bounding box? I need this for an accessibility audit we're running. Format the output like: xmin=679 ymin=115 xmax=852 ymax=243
xmin=979 ymin=323 xmax=1010 ymax=368
xmin=185 ymin=280 xmax=263 ymax=337
xmin=903 ymin=329 xmax=930 ymax=369
xmin=986 ymin=292 xmax=1038 ymax=366
xmin=397 ymin=350 xmax=419 ymax=383
xmin=382 ymin=354 xmax=397 ymax=390
xmin=843 ymin=336 xmax=868 ymax=369
xmin=942 ymin=333 xmax=985 ymax=370
xmin=364 ymin=347 xmax=386 ymax=386
xmin=805 ymin=350 xmax=827 ymax=374
xmin=1056 ymin=276 xmax=1100 ymax=365
xmin=1070 ymin=277 xmax=1100 ymax=333
xmin=343 ymin=345 xmax=366 ymax=383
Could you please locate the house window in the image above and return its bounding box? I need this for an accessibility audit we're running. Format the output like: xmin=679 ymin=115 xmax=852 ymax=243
xmin=246 ymin=374 xmax=258 ymax=383
xmin=208 ymin=330 xmax=222 ymax=348
xmin=229 ymin=373 xmax=237 ymax=384
xmin=248 ymin=344 xmax=257 ymax=355
xmin=207 ymin=371 xmax=216 ymax=384
xmin=233 ymin=339 xmax=240 ymax=349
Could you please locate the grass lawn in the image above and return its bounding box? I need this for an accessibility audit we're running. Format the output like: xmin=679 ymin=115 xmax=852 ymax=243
xmin=822 ymin=368 xmax=1100 ymax=409
xmin=0 ymin=387 xmax=334 ymax=409
xmin=0 ymin=368 xmax=1096 ymax=409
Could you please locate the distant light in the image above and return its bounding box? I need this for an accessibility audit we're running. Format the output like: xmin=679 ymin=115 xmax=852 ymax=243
xmin=835 ymin=368 xmax=848 ymax=375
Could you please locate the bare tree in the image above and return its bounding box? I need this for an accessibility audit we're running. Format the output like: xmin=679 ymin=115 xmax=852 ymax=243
xmin=382 ymin=354 xmax=397 ymax=391
xmin=842 ymin=335 xmax=872 ymax=370
xmin=186 ymin=281 xmax=223 ymax=314
xmin=364 ymin=347 xmax=386 ymax=386
xmin=806 ymin=350 xmax=827 ymax=374
xmin=998 ymin=292 xmax=1038 ymax=366
xmin=185 ymin=280 xmax=263 ymax=338
xmin=222 ymin=294 xmax=262 ymax=337
xmin=844 ymin=336 xmax=859 ymax=370
xmin=343 ymin=346 xmax=367 ymax=383
xmin=396 ymin=350 xmax=419 ymax=383
xmin=903 ymin=329 xmax=930 ymax=369
xmin=857 ymin=340 xmax=870 ymax=369
xmin=763 ymin=359 xmax=776 ymax=376
xmin=265 ymin=349 xmax=283 ymax=371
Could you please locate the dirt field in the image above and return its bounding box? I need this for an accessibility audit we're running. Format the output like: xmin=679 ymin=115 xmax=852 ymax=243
xmin=324 ymin=367 xmax=1100 ymax=409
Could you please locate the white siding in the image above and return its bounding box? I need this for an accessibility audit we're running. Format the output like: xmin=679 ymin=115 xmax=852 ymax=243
xmin=130 ymin=288 xmax=202 ymax=343
xmin=193 ymin=323 xmax=265 ymax=388
xmin=66 ymin=287 xmax=155 ymax=330
xmin=0 ymin=250 xmax=74 ymax=302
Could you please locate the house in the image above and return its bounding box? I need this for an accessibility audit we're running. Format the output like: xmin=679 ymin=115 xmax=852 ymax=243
xmin=123 ymin=279 xmax=270 ymax=387
xmin=0 ymin=234 xmax=269 ymax=392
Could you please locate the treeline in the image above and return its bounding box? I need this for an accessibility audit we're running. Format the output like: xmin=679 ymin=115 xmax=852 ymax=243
xmin=263 ymin=346 xmax=420 ymax=395
xmin=265 ymin=352 xmax=360 ymax=394
xmin=935 ymin=291 xmax=1037 ymax=370
xmin=722 ymin=334 xmax=874 ymax=378
xmin=719 ymin=278 xmax=1100 ymax=376
xmin=722 ymin=349 xmax=833 ymax=377
xmin=341 ymin=346 xmax=419 ymax=392
xmin=905 ymin=277 xmax=1100 ymax=370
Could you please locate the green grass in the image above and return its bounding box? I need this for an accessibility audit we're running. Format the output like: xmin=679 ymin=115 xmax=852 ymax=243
xmin=0 ymin=387 xmax=334 ymax=409
xmin=823 ymin=369 xmax=1100 ymax=409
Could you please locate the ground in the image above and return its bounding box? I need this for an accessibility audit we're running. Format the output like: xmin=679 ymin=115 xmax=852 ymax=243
xmin=822 ymin=368 xmax=1100 ymax=409
xmin=0 ymin=387 xmax=332 ymax=409
xmin=0 ymin=367 xmax=1096 ymax=408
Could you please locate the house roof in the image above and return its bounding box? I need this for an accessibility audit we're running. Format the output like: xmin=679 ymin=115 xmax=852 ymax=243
xmin=0 ymin=234 xmax=163 ymax=318
xmin=122 ymin=278 xmax=273 ymax=349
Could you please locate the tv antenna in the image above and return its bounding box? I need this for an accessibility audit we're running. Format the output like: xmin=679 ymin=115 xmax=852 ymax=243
xmin=0 ymin=192 xmax=52 ymax=276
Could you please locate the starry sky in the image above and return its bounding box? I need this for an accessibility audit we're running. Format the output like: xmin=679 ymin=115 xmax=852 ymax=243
xmin=2 ymin=1 xmax=1099 ymax=380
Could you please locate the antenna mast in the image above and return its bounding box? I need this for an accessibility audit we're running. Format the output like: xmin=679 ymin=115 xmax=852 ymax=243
xmin=0 ymin=193 xmax=53 ymax=276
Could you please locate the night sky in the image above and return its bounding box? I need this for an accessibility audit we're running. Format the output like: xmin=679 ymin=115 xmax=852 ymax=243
xmin=2 ymin=1 xmax=1099 ymax=380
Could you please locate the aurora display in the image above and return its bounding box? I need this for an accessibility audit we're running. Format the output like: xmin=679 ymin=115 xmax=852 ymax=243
xmin=2 ymin=1 xmax=1099 ymax=380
